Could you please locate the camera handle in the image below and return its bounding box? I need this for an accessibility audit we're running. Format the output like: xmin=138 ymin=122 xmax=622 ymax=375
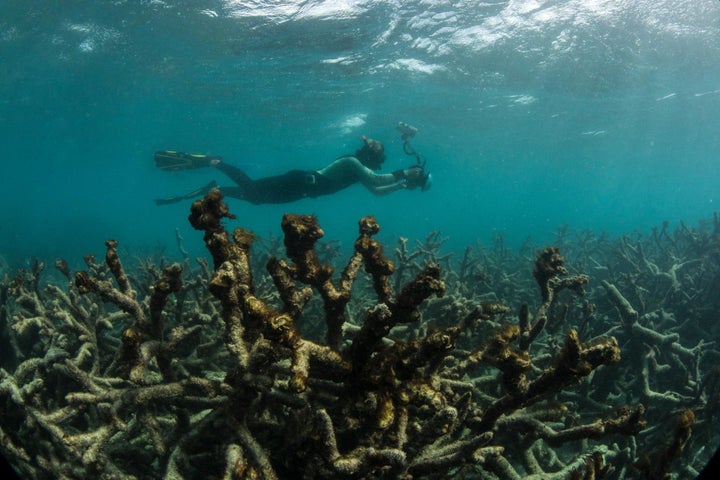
xmin=396 ymin=121 xmax=425 ymax=167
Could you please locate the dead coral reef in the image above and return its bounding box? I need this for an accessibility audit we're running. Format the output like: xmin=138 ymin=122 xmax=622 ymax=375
xmin=4 ymin=190 xmax=714 ymax=479
xmin=417 ymin=215 xmax=720 ymax=479
xmin=583 ymin=217 xmax=720 ymax=479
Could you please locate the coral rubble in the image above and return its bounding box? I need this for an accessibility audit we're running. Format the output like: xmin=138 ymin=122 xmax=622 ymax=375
xmin=1 ymin=191 xmax=717 ymax=479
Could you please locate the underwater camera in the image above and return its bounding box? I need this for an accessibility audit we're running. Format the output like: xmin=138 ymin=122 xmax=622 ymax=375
xmin=396 ymin=121 xmax=418 ymax=140
xmin=397 ymin=121 xmax=431 ymax=191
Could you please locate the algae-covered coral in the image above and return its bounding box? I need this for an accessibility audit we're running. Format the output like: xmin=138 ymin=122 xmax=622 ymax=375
xmin=0 ymin=192 xmax=718 ymax=479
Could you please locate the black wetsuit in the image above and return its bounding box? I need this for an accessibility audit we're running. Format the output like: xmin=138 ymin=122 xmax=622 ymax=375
xmin=217 ymin=163 xmax=356 ymax=204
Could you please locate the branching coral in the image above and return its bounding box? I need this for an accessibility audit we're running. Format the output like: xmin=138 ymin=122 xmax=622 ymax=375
xmin=4 ymin=190 xmax=700 ymax=480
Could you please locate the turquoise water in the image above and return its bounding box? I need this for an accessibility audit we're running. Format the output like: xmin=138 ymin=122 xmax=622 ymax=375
xmin=1 ymin=0 xmax=719 ymax=267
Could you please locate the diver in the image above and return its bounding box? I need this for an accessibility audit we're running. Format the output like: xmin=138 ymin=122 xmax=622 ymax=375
xmin=153 ymin=135 xmax=430 ymax=205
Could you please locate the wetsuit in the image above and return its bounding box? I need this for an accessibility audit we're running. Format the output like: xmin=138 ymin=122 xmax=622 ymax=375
xmin=217 ymin=162 xmax=356 ymax=204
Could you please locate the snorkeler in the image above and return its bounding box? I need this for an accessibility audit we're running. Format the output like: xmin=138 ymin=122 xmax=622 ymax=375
xmin=153 ymin=136 xmax=430 ymax=205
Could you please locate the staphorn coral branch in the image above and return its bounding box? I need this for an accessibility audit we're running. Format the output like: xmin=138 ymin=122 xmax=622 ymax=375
xmin=473 ymin=328 xmax=626 ymax=433
xmin=520 ymin=247 xmax=589 ymax=352
xmin=276 ymin=213 xmax=365 ymax=350
xmin=1 ymin=189 xmax=669 ymax=479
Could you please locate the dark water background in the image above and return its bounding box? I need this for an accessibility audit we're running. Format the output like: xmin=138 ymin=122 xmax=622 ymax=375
xmin=1 ymin=0 xmax=719 ymax=270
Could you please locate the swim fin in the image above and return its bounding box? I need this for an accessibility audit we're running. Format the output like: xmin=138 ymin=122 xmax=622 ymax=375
xmin=154 ymin=180 xmax=219 ymax=206
xmin=154 ymin=151 xmax=222 ymax=171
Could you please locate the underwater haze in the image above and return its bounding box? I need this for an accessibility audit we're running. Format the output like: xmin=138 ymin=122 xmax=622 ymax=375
xmin=1 ymin=0 xmax=719 ymax=267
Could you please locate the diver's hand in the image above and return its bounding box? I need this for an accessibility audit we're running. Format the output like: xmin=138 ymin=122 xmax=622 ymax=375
xmin=392 ymin=166 xmax=426 ymax=189
xmin=404 ymin=165 xmax=424 ymax=181
xmin=403 ymin=166 xmax=426 ymax=189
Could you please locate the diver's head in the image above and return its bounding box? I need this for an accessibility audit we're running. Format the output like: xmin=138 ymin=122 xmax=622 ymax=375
xmin=356 ymin=135 xmax=386 ymax=170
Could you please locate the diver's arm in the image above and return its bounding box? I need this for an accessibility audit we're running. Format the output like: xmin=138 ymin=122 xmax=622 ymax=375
xmin=360 ymin=164 xmax=426 ymax=196
xmin=371 ymin=182 xmax=408 ymax=196
xmin=318 ymin=157 xmax=400 ymax=188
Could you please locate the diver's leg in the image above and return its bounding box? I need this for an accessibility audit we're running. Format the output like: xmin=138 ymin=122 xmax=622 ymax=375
xmin=216 ymin=162 xmax=253 ymax=185
xmin=213 ymin=168 xmax=310 ymax=204
xmin=243 ymin=170 xmax=313 ymax=204
xmin=179 ymin=169 xmax=314 ymax=204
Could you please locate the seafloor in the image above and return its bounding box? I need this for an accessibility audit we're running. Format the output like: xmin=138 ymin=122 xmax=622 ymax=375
xmin=1 ymin=192 xmax=718 ymax=479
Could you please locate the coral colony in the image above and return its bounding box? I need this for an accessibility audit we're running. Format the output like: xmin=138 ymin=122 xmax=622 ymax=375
xmin=1 ymin=190 xmax=718 ymax=479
